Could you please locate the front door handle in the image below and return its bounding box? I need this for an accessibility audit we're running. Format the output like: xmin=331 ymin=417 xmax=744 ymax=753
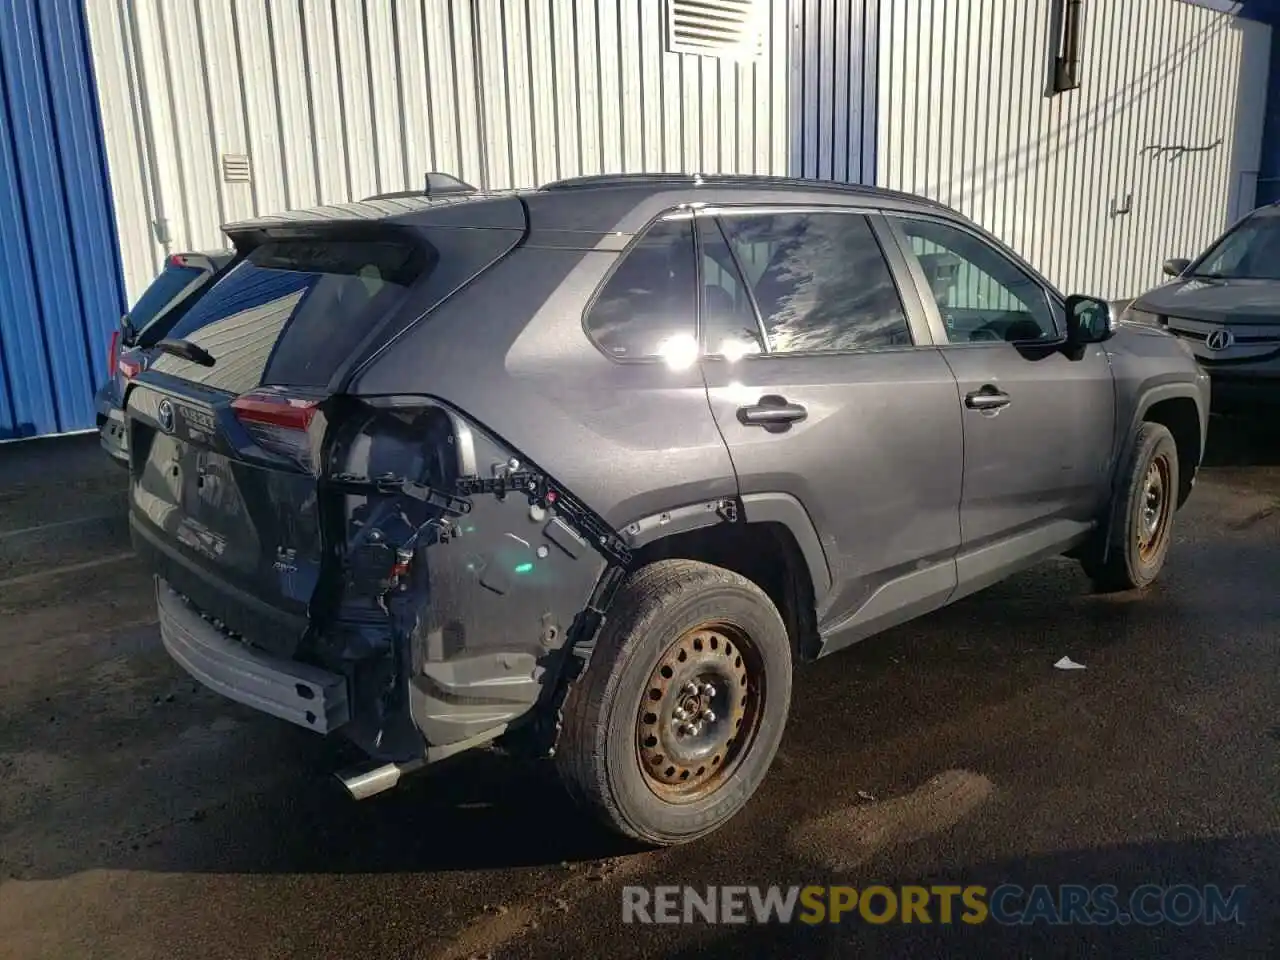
xmin=964 ymin=386 xmax=1011 ymax=411
xmin=737 ymin=395 xmax=808 ymax=427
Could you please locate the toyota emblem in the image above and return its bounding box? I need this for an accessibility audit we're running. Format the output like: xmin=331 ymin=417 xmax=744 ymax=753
xmin=157 ymin=398 xmax=175 ymax=434
xmin=1205 ymin=328 xmax=1234 ymax=352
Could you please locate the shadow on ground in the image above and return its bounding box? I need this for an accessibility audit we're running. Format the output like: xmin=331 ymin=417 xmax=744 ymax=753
xmin=1203 ymin=413 xmax=1280 ymax=468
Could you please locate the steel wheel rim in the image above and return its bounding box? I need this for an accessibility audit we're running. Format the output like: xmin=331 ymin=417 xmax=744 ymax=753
xmin=1138 ymin=453 xmax=1173 ymax=562
xmin=635 ymin=620 xmax=765 ymax=804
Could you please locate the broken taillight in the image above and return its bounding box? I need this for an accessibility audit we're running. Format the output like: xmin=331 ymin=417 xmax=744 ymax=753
xmin=231 ymin=387 xmax=322 ymax=470
xmin=117 ymin=349 xmax=144 ymax=381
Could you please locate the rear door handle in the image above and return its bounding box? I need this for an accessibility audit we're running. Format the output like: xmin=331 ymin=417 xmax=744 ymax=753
xmin=737 ymin=396 xmax=808 ymax=426
xmin=964 ymin=387 xmax=1011 ymax=411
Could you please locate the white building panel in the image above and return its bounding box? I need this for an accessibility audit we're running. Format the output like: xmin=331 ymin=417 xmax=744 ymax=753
xmin=88 ymin=0 xmax=790 ymax=304
xmin=875 ymin=0 xmax=1272 ymax=299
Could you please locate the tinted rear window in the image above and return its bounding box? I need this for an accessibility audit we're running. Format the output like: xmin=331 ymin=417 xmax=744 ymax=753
xmin=127 ymin=263 xmax=208 ymax=333
xmin=149 ymin=239 xmax=429 ymax=393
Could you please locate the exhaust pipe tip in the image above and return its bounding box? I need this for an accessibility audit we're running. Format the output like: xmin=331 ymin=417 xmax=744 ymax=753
xmin=336 ymin=762 xmax=403 ymax=801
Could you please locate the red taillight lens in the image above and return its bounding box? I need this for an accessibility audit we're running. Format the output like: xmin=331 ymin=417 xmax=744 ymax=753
xmin=117 ymin=351 xmax=144 ymax=380
xmin=108 ymin=330 xmax=120 ymax=379
xmin=231 ymin=388 xmax=321 ymax=470
xmin=231 ymin=389 xmax=320 ymax=430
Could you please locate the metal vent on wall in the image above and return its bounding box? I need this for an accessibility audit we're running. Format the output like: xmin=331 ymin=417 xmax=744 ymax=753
xmin=221 ymin=153 xmax=251 ymax=183
xmin=666 ymin=0 xmax=764 ymax=58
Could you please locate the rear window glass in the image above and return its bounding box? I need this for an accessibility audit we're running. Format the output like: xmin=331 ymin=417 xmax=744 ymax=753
xmin=126 ymin=263 xmax=208 ymax=334
xmin=149 ymin=239 xmax=429 ymax=394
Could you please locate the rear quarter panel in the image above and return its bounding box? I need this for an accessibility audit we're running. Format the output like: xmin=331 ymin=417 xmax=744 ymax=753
xmin=347 ymin=239 xmax=740 ymax=751
xmin=349 ymin=242 xmax=739 ymax=529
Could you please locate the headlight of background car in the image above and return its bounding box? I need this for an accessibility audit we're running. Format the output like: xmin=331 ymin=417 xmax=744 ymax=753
xmin=1120 ymin=305 xmax=1161 ymax=326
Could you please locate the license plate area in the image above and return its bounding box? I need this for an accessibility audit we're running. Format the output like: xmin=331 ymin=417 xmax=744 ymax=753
xmin=128 ymin=386 xmax=325 ymax=653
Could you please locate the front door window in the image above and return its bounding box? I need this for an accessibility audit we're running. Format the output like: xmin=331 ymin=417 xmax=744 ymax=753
xmin=895 ymin=218 xmax=1058 ymax=344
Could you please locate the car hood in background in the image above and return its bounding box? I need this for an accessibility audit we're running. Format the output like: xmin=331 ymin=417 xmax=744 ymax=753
xmin=1135 ymin=277 xmax=1280 ymax=324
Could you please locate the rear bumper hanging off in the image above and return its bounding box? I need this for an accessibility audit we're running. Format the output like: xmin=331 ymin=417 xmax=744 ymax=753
xmin=156 ymin=577 xmax=350 ymax=733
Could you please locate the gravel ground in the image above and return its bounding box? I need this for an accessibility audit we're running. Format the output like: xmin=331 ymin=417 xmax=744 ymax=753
xmin=1 ymin=419 xmax=1277 ymax=959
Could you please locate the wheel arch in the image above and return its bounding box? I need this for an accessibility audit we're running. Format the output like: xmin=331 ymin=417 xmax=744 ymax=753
xmin=1136 ymin=386 xmax=1203 ymax=512
xmin=1139 ymin=395 xmax=1202 ymax=508
xmin=622 ymin=496 xmax=830 ymax=662
xmin=1097 ymin=384 xmax=1204 ymax=566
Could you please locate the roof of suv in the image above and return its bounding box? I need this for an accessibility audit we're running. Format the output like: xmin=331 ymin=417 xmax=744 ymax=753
xmin=222 ymin=173 xmax=952 ymax=239
xmin=536 ymin=172 xmax=942 ymax=208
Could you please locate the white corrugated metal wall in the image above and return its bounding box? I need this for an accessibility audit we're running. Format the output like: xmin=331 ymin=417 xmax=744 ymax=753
xmin=786 ymin=0 xmax=879 ymax=183
xmin=87 ymin=0 xmax=1274 ymax=305
xmin=85 ymin=0 xmax=791 ymax=304
xmin=875 ymin=0 xmax=1272 ymax=300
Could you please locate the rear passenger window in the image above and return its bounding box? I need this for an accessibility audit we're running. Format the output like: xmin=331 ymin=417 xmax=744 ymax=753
xmin=698 ymin=218 xmax=767 ymax=358
xmin=585 ymin=217 xmax=698 ymax=361
xmin=717 ymin=212 xmax=912 ymax=353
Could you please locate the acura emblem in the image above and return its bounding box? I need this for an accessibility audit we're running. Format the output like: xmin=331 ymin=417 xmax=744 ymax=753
xmin=1205 ymin=329 xmax=1234 ymax=352
xmin=157 ymin=398 xmax=175 ymax=433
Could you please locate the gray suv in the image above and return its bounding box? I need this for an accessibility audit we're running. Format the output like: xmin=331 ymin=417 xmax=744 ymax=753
xmin=124 ymin=175 xmax=1208 ymax=846
xmin=1123 ymin=201 xmax=1280 ymax=412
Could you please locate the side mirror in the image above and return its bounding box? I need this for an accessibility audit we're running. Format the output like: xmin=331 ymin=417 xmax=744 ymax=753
xmin=1163 ymin=257 xmax=1192 ymax=278
xmin=119 ymin=314 xmax=136 ymax=346
xmin=1065 ymin=294 xmax=1116 ymax=346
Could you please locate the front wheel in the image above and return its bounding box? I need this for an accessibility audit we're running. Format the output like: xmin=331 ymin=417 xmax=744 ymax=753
xmin=555 ymin=559 xmax=792 ymax=846
xmin=1082 ymin=421 xmax=1180 ymax=592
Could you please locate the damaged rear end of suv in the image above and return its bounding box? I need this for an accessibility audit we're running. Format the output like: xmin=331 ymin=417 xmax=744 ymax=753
xmin=126 ymin=193 xmax=628 ymax=805
xmin=126 ymin=174 xmax=1210 ymax=850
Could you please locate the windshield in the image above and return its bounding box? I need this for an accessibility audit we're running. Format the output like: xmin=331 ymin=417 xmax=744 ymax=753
xmin=1191 ymin=214 xmax=1280 ymax=280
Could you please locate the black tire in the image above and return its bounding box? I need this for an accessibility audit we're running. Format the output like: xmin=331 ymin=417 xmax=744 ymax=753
xmin=1083 ymin=421 xmax=1180 ymax=592
xmin=555 ymin=559 xmax=792 ymax=846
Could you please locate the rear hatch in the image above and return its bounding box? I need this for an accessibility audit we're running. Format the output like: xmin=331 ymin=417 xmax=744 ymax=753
xmin=126 ymin=205 xmax=524 ymax=657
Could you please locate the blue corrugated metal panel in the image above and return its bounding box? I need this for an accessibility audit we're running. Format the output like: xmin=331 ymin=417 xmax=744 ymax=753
xmin=787 ymin=0 xmax=877 ymax=182
xmin=0 ymin=0 xmax=125 ymax=440
xmin=1233 ymin=0 xmax=1280 ymax=23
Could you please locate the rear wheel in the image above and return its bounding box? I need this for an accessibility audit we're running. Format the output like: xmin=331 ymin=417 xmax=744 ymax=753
xmin=1083 ymin=421 xmax=1180 ymax=592
xmin=556 ymin=559 xmax=792 ymax=846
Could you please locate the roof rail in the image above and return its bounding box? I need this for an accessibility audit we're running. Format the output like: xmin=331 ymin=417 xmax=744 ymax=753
xmin=540 ymin=173 xmax=706 ymax=190
xmin=537 ymin=172 xmax=943 ymax=207
xmin=363 ymin=171 xmax=477 ymax=201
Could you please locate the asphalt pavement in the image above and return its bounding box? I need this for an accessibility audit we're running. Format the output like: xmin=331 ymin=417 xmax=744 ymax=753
xmin=1 ymin=419 xmax=1278 ymax=959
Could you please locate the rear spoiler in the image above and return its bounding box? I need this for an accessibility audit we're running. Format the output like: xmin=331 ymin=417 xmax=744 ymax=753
xmin=165 ymin=251 xmax=234 ymax=274
xmin=219 ymin=173 xmax=489 ymax=253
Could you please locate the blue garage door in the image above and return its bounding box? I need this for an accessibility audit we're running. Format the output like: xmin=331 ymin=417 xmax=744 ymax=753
xmin=0 ymin=0 xmax=124 ymax=440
